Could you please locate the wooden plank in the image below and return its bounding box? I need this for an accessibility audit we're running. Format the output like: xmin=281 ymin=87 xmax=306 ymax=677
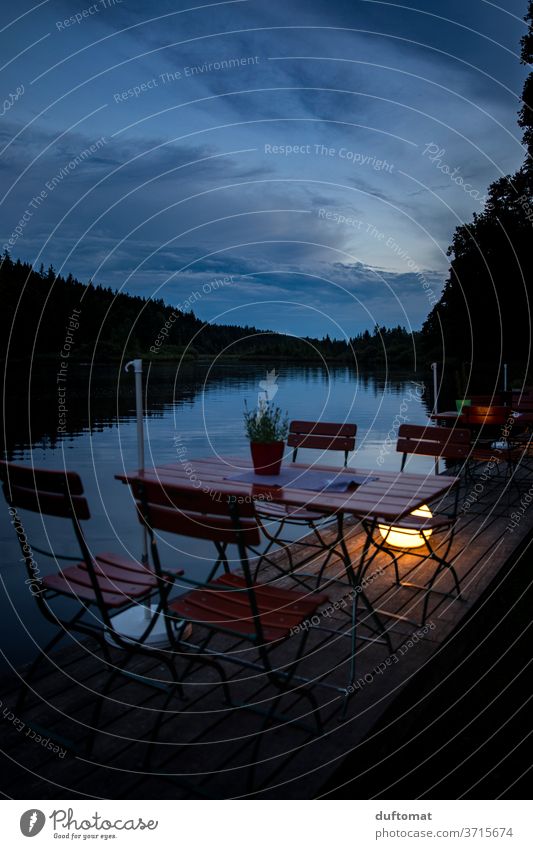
xmin=2 ymin=461 xmax=530 ymax=800
xmin=117 ymin=457 xmax=458 ymax=521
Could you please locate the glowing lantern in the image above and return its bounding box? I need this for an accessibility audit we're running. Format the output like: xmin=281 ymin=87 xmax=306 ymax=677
xmin=378 ymin=504 xmax=433 ymax=549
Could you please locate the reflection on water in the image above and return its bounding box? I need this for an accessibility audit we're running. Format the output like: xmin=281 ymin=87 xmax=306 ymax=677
xmin=0 ymin=361 xmax=433 ymax=671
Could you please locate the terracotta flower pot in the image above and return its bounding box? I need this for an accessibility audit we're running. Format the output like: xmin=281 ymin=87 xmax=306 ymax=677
xmin=250 ymin=441 xmax=285 ymax=476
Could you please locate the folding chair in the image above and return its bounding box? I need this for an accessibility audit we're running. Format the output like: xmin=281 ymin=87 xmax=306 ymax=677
xmin=255 ymin=420 xmax=357 ymax=588
xmin=357 ymin=425 xmax=466 ymax=627
xmin=127 ymin=476 xmax=368 ymax=735
xmin=462 ymin=406 xmax=527 ymax=484
xmin=0 ymin=461 xmax=205 ymax=750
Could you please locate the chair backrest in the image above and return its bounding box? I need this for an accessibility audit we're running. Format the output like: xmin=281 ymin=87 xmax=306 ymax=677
xmin=468 ymin=394 xmax=503 ymax=405
xmin=396 ymin=424 xmax=471 ymax=471
xmin=462 ymin=405 xmax=508 ymax=427
xmin=512 ymin=386 xmax=533 ymax=399
xmin=128 ymin=478 xmax=261 ymax=548
xmin=287 ymin=420 xmax=356 ymax=464
xmin=0 ymin=461 xmax=90 ymax=520
xmin=0 ymin=462 xmax=102 ymax=615
xmin=512 ymin=400 xmax=533 ymax=412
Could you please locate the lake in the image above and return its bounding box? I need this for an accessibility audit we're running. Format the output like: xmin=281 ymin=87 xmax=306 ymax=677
xmin=0 ymin=361 xmax=434 ymax=672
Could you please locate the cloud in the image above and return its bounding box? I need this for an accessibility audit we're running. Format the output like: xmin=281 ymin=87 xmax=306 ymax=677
xmin=0 ymin=0 xmax=527 ymax=338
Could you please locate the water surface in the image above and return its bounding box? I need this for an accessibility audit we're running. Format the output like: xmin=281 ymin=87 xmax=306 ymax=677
xmin=0 ymin=362 xmax=433 ymax=672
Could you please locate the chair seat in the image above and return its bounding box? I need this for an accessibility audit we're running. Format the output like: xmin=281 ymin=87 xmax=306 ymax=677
xmin=44 ymin=552 xmax=158 ymax=608
xmin=170 ymin=573 xmax=328 ymax=643
xmin=470 ymin=446 xmax=523 ymax=462
xmin=256 ymin=502 xmax=333 ymax=523
xmin=377 ymin=514 xmax=452 ymax=532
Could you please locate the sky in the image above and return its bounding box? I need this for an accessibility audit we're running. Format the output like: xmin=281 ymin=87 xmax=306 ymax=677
xmin=0 ymin=0 xmax=530 ymax=339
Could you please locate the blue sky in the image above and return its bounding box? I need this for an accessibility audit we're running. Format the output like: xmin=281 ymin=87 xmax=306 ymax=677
xmin=0 ymin=0 xmax=529 ymax=338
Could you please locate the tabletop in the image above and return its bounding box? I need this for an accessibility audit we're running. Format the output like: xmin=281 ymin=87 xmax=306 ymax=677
xmin=117 ymin=457 xmax=459 ymax=522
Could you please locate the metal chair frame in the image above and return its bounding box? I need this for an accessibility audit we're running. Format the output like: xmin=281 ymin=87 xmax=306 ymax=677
xmin=255 ymin=420 xmax=357 ymax=586
xmin=461 ymin=407 xmax=529 ymax=490
xmin=129 ymin=477 xmax=388 ymax=729
xmin=0 ymin=461 xmax=207 ymax=754
xmin=357 ymin=425 xmax=465 ymax=627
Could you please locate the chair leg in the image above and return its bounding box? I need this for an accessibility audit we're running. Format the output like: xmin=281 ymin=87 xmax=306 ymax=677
xmin=419 ymin=539 xmax=462 ymax=626
xmin=86 ymin=664 xmax=122 ymax=756
xmin=142 ymin=679 xmax=182 ymax=770
xmin=339 ymin=590 xmax=359 ymax=720
xmin=15 ymin=607 xmax=89 ymax=714
xmin=87 ymin=647 xmax=181 ymax=760
xmin=245 ymin=634 xmax=325 ymax=792
xmin=174 ymin=627 xmax=233 ymax=707
xmin=246 ymin=692 xmax=283 ymax=792
xmin=15 ymin=629 xmax=66 ymax=714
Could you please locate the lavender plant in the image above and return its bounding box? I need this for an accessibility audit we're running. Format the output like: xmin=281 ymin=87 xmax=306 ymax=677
xmin=243 ymin=401 xmax=289 ymax=443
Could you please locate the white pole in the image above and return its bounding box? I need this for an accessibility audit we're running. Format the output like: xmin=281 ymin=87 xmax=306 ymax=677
xmin=431 ymin=362 xmax=439 ymax=474
xmin=108 ymin=358 xmax=172 ymax=645
xmin=126 ymin=358 xmax=145 ymax=474
xmin=431 ymin=362 xmax=439 ymax=413
xmin=125 ymin=359 xmax=148 ymax=572
xmin=503 ymin=363 xmax=508 ymax=392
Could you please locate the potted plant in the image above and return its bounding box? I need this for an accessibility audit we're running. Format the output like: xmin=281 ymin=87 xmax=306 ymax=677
xmin=244 ymin=401 xmax=289 ymax=475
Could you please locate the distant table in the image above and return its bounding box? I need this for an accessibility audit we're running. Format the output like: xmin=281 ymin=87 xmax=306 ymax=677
xmin=430 ymin=410 xmax=533 ymax=428
xmin=429 ymin=411 xmax=461 ymax=426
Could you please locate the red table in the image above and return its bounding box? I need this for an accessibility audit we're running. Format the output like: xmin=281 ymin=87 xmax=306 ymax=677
xmin=117 ymin=457 xmax=459 ymax=692
xmin=117 ymin=456 xmax=458 ymax=523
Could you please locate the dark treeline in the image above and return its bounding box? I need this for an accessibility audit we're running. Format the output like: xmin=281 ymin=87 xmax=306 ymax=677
xmin=0 ymin=252 xmax=419 ymax=367
xmin=421 ymin=0 xmax=533 ymax=387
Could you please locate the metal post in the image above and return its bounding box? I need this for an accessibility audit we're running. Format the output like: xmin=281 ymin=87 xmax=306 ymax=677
xmin=503 ymin=363 xmax=508 ymax=392
xmin=431 ymin=363 xmax=439 ymax=474
xmin=107 ymin=359 xmax=171 ymax=645
xmin=431 ymin=362 xmax=438 ymax=414
xmin=126 ymin=359 xmax=145 ymax=476
xmin=125 ymin=359 xmax=149 ymax=610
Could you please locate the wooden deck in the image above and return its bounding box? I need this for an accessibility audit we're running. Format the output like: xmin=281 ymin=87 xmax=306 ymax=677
xmin=1 ymin=463 xmax=532 ymax=799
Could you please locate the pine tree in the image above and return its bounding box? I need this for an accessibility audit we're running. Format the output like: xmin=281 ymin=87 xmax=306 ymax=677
xmin=421 ymin=1 xmax=533 ymax=376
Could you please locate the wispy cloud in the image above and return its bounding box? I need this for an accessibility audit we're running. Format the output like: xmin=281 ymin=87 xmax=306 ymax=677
xmin=0 ymin=0 xmax=528 ymax=335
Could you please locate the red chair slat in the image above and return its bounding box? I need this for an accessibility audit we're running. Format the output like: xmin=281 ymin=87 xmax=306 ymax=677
xmin=135 ymin=502 xmax=261 ymax=546
xmin=470 ymin=446 xmax=522 ymax=462
xmin=44 ymin=553 xmax=158 ymax=607
xmin=288 ymin=434 xmax=355 ymax=451
xmin=396 ymin=439 xmax=470 ymax=460
xmin=217 ymin=573 xmax=328 ymax=613
xmin=94 ymin=552 xmax=155 ymax=576
xmin=47 ymin=565 xmax=151 ymax=596
xmin=0 ymin=461 xmax=84 ymax=494
xmin=463 ymin=405 xmax=508 ymax=426
xmin=397 ymin=424 xmax=471 ymax=461
xmin=170 ymin=574 xmax=326 ymax=643
xmin=129 ymin=479 xmax=261 ymax=546
xmin=378 ymin=513 xmax=452 ymax=531
xmin=290 ymin=421 xmax=356 ymax=437
xmin=467 ymin=395 xmax=504 ymax=405
xmin=44 ymin=573 xmax=133 ymax=608
xmin=92 ymin=559 xmax=156 ymax=587
xmin=288 ymin=420 xmax=356 ymax=453
xmin=2 ymin=482 xmax=90 ymax=520
xmin=129 ymin=479 xmax=255 ymax=516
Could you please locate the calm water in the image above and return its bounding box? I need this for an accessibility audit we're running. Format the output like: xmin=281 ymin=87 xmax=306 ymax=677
xmin=0 ymin=362 xmax=435 ymax=672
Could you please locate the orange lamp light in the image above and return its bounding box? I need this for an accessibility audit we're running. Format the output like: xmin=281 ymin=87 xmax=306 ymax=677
xmin=378 ymin=504 xmax=433 ymax=549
